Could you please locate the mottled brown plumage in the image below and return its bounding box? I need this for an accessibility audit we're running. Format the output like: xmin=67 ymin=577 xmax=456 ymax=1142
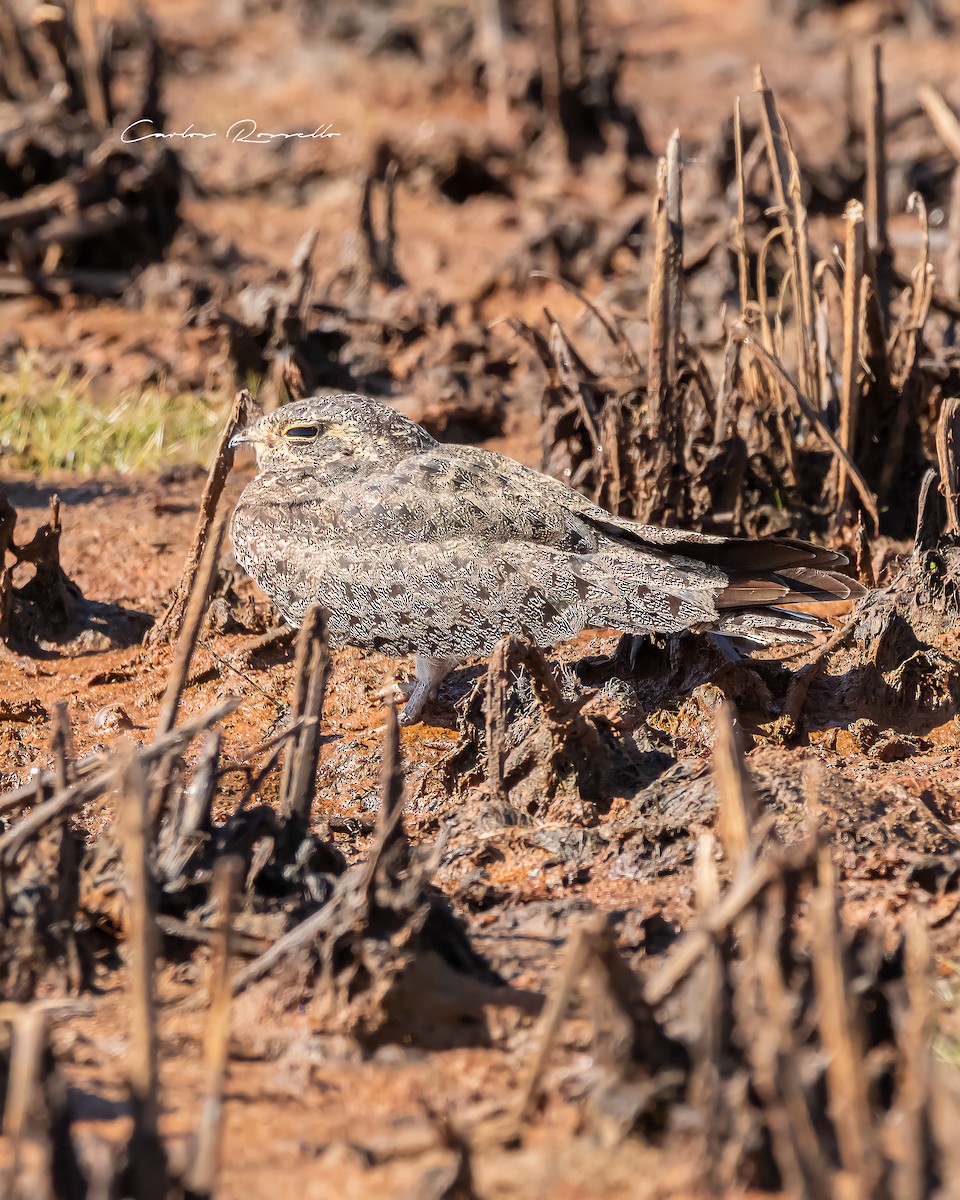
xmin=230 ymin=394 xmax=864 ymax=723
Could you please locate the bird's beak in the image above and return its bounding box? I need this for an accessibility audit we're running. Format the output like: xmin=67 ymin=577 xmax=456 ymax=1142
xmin=229 ymin=428 xmax=257 ymax=449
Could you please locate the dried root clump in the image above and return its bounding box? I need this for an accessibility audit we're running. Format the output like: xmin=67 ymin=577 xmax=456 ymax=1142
xmin=0 ymin=1 xmax=180 ymax=299
xmin=509 ymin=710 xmax=959 ymax=1197
xmin=239 ymin=697 xmax=510 ymax=1049
xmin=846 ymin=544 xmax=960 ymax=724
xmin=798 ymin=466 xmax=960 ymax=736
xmin=444 ymin=636 xmax=665 ymax=825
xmin=0 ymin=489 xmax=148 ymax=654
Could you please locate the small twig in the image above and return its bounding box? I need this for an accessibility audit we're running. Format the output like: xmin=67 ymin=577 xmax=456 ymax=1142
xmin=2 ymin=1007 xmax=46 ymax=1185
xmin=147 ymin=389 xmax=257 ymax=646
xmin=733 ymin=96 xmax=751 ymax=319
xmin=836 ymin=199 xmax=865 ymax=519
xmin=116 ymin=744 xmax=169 ymax=1200
xmin=198 ymin=640 xmax=286 ymax=714
xmin=484 ymin=638 xmax=511 ymax=803
xmin=935 ymin=395 xmax=960 ymax=534
xmin=510 ymin=910 xmax=606 ymax=1129
xmin=278 ymin=606 xmax=329 ymax=831
xmin=919 ymin=82 xmax=960 ymax=165
xmin=230 ymin=740 xmax=286 ymax=817
xmin=232 ymin=624 xmax=295 ymax=662
xmin=810 ymin=844 xmax=881 ymax=1199
xmin=644 ymin=837 xmax=817 ymax=1007
xmin=185 ymin=856 xmax=243 ymax=1198
xmin=153 ymin=512 xmax=228 ymax=742
xmin=864 ymin=42 xmax=891 ymax=320
xmin=156 ymin=913 xmax=266 ymax=957
xmin=736 ymin=329 xmax=880 ymax=532
xmin=231 ymin=900 xmax=340 ymax=995
xmin=0 ymin=999 xmax=94 ymax=1022
xmin=712 ymin=700 xmax=757 ymax=873
xmin=777 ymin=612 xmax=861 ymax=741
xmin=531 ymin=271 xmax=641 ymax=371
xmin=359 ymin=690 xmax=407 ymax=904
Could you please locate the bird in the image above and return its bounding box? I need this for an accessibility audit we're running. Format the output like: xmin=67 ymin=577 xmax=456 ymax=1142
xmin=230 ymin=393 xmax=864 ymax=725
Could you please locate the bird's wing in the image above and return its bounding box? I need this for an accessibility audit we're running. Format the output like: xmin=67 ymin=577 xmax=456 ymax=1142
xmin=281 ymin=530 xmax=719 ymax=659
xmin=323 ymin=446 xmax=728 ymax=589
xmin=377 ymin=446 xmax=863 ymax=607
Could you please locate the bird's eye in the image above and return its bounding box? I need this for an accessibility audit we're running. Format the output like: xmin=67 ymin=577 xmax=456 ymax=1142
xmin=283 ymin=424 xmax=320 ymax=441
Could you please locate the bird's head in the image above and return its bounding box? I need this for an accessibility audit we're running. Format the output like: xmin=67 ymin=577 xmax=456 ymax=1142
xmin=230 ymin=394 xmax=436 ymax=473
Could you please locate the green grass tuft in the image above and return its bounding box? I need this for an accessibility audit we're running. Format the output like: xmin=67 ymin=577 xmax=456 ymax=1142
xmin=0 ymin=354 xmax=225 ymax=473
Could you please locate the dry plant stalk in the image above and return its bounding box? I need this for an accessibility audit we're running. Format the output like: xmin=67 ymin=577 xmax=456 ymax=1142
xmin=186 ymin=855 xmax=243 ymax=1197
xmin=148 ymin=388 xmax=257 ymax=646
xmin=484 ymin=638 xmax=512 ymax=803
xmin=646 ymin=156 xmax=672 ymax=421
xmin=479 ymin=0 xmax=508 ymax=127
xmin=712 ymin=701 xmax=757 ymax=872
xmin=810 ymin=845 xmax=880 ymax=1200
xmin=278 ymin=605 xmax=330 ymax=828
xmin=786 ymin=129 xmax=819 ymax=403
xmin=510 ymin=909 xmax=607 ymax=1128
xmin=234 ymin=691 xmax=406 ymax=996
xmin=733 ymin=97 xmax=751 ymax=319
xmin=935 ymin=395 xmax=960 ymax=533
xmin=74 ymin=0 xmax=109 ymax=130
xmin=645 ymin=130 xmax=683 ymax=415
xmin=895 ymin=914 xmax=935 ymax=1200
xmin=263 ymin=227 xmax=320 ymax=407
xmin=637 ymin=131 xmax=685 ymax=524
xmin=2 ymin=1007 xmax=46 ymax=1186
xmin=813 ymin=263 xmax=840 ymax=421
xmin=665 ymin=130 xmax=683 ymax=381
xmin=49 ymin=701 xmax=73 ymax=792
xmin=359 ymin=688 xmax=407 ymax=904
xmin=744 ymin=889 xmax=833 ymax=1200
xmin=643 ymin=838 xmax=817 ymax=1008
xmin=919 ymin=82 xmax=960 ymax=165
xmin=946 ymin=168 xmax=960 ymax=301
xmin=755 ymin=66 xmax=818 ymax=401
xmin=153 ymin=511 xmax=228 ymax=742
xmin=737 ymin=330 xmax=880 ymax=530
xmin=117 ymin=746 xmax=169 ymax=1200
xmin=541 ymin=0 xmax=586 ymax=143
xmin=837 ymin=200 xmax=866 ymax=518
xmin=864 ymin=43 xmax=889 ymax=259
xmin=689 ymin=831 xmax=724 ymax=1183
xmin=693 ymin=832 xmax=720 ymax=911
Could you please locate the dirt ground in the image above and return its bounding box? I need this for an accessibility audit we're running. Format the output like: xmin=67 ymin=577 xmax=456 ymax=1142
xmin=3 ymin=0 xmax=960 ymax=1197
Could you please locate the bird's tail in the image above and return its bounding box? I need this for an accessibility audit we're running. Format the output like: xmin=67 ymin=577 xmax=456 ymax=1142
xmin=713 ymin=604 xmax=828 ymax=648
xmin=650 ymin=532 xmax=865 ymax=647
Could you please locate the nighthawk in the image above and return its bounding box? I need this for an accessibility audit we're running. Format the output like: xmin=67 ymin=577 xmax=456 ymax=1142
xmin=230 ymin=394 xmax=863 ymax=725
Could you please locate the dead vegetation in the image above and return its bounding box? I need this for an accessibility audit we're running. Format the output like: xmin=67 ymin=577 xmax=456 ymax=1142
xmin=3 ymin=0 xmax=960 ymax=1197
xmin=0 ymin=0 xmax=180 ymax=299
